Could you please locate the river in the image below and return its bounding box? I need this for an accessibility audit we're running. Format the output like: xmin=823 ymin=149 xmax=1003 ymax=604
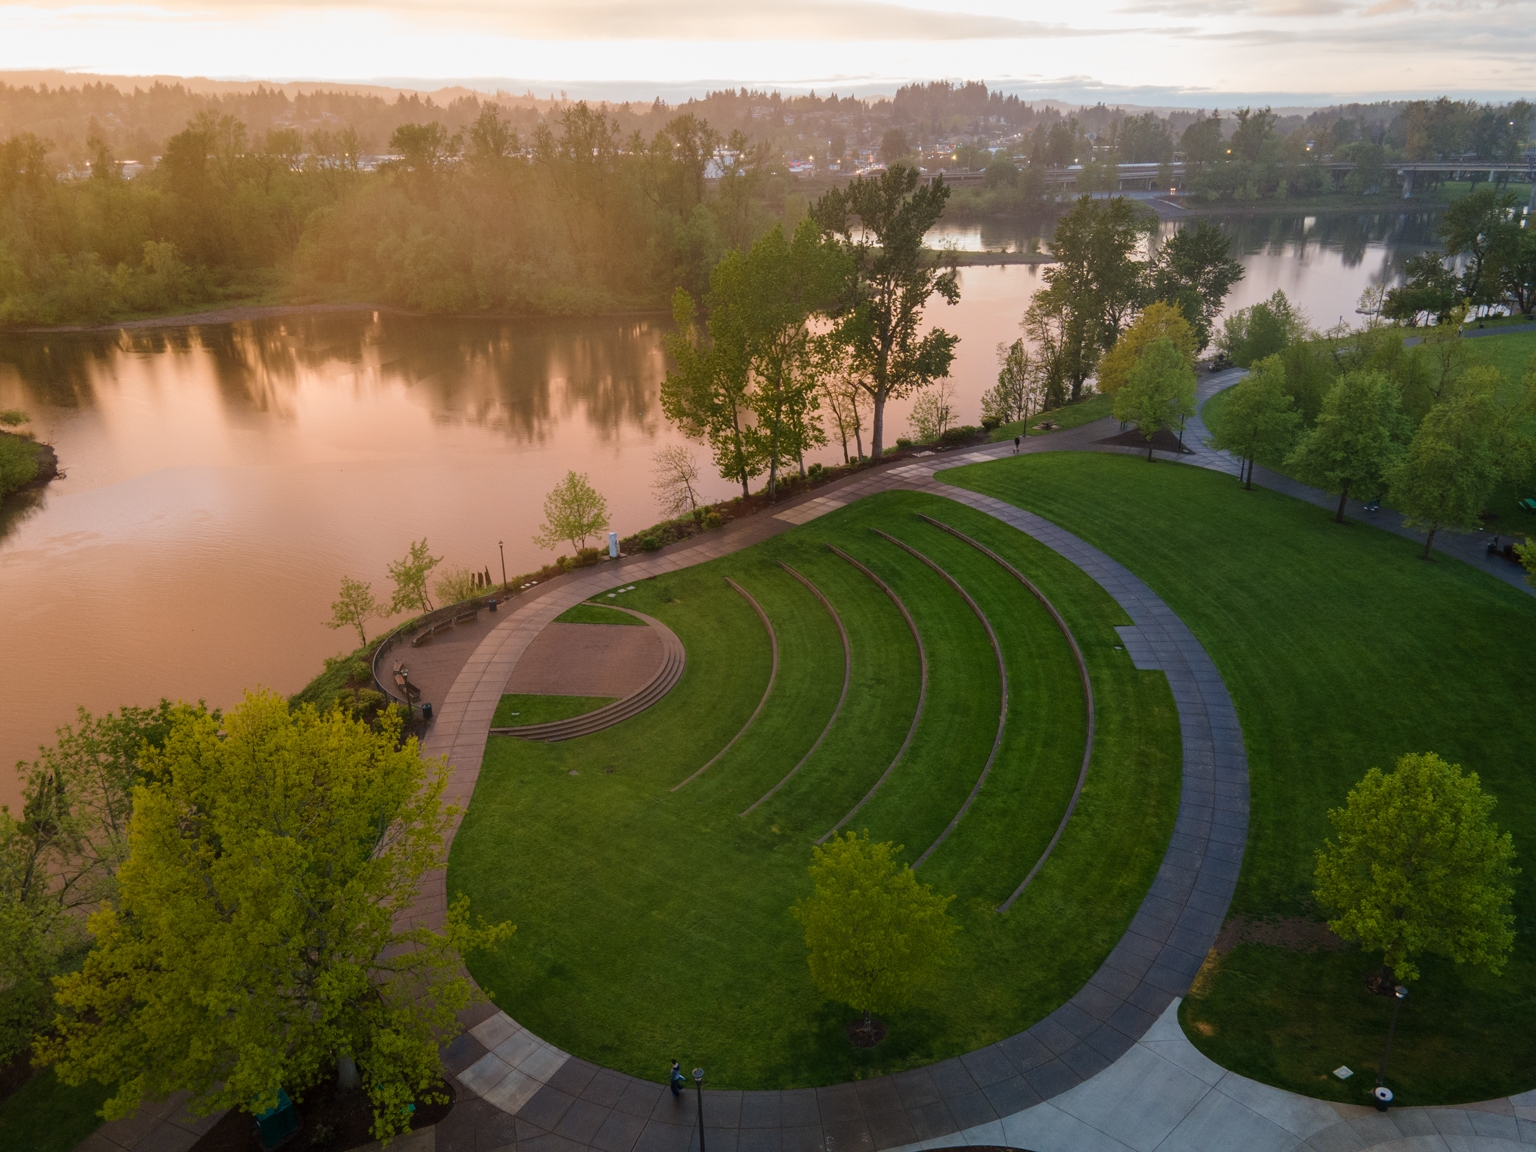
xmin=0 ymin=208 xmax=1446 ymax=803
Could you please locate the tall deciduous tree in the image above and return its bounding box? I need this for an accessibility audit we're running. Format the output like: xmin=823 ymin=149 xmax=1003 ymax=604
xmin=1286 ymin=370 xmax=1405 ymax=522
xmin=662 ymin=289 xmax=757 ymax=498
xmin=1218 ymin=289 xmax=1308 ymax=367
xmin=1150 ymin=220 xmax=1245 ymax=351
xmin=388 ymin=539 xmax=442 ymax=615
xmin=41 ymin=693 xmax=513 ymax=1140
xmin=1096 ymin=301 xmax=1197 ymax=395
xmin=651 ymin=445 xmax=704 ymax=521
xmin=1206 ymin=355 xmax=1300 ymax=488
xmin=1440 ymin=186 xmax=1520 ymax=307
xmin=980 ymin=338 xmax=1041 ymax=426
xmin=1112 ymin=336 xmax=1197 ymax=460
xmin=327 ymin=575 xmax=382 ymax=647
xmin=792 ymin=832 xmax=957 ymax=1039
xmin=1314 ymin=752 xmax=1516 ymax=984
xmin=811 ymin=165 xmax=960 ymax=459
xmin=534 ymin=471 xmax=610 ymax=553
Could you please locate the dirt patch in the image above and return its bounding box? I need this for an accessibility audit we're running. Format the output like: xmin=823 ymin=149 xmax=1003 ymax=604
xmin=845 ymin=1019 xmax=888 ymax=1049
xmin=1095 ymin=427 xmax=1195 ymax=455
xmin=189 ymin=1072 xmax=453 ymax=1152
xmin=504 ymin=621 xmax=664 ymax=698
xmin=1215 ymin=916 xmax=1345 ymax=954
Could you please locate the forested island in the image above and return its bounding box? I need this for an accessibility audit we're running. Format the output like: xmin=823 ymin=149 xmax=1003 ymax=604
xmin=0 ymin=75 xmax=1531 ymax=326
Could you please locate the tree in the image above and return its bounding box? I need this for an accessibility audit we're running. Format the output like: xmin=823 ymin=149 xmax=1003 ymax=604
xmin=811 ymin=165 xmax=960 ymax=458
xmin=1205 ymin=355 xmax=1300 ymax=488
xmin=908 ymin=379 xmax=958 ymax=443
xmin=1314 ymin=752 xmax=1515 ymax=984
xmin=1150 ymin=220 xmax=1245 ymax=351
xmin=1029 ymin=195 xmax=1155 ymax=403
xmin=1112 ymin=337 xmax=1197 ymax=460
xmin=652 ymin=445 xmax=704 ymax=521
xmin=387 ymin=539 xmax=441 ymax=615
xmin=1388 ymin=383 xmax=1506 ymax=560
xmin=980 ymin=338 xmax=1041 ymax=426
xmin=1493 ymin=222 xmax=1536 ymax=317
xmin=1383 ymin=251 xmax=1461 ymax=326
xmin=534 ymin=470 xmax=609 ymax=553
xmin=0 ymin=702 xmax=177 ymax=1062
xmin=326 ymin=575 xmax=382 ymax=648
xmin=1218 ymin=289 xmax=1308 ymax=367
xmin=878 ymin=129 xmax=910 ymax=165
xmin=1096 ymin=302 xmax=1197 ymax=395
xmin=813 ymin=337 xmax=871 ymax=462
xmin=41 ymin=694 xmax=512 ymax=1140
xmin=792 ymin=832 xmax=957 ymax=1038
xmin=662 ymin=290 xmax=757 ymax=498
xmin=0 ymin=408 xmax=28 ymax=427
xmin=1440 ymin=186 xmax=1520 ymax=307
xmin=1287 ymin=370 xmax=1405 ymax=523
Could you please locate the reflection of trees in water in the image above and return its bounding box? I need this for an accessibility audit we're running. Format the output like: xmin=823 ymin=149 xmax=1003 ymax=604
xmin=0 ymin=334 xmax=123 ymax=409
xmin=1214 ymin=210 xmax=1444 ymax=272
xmin=0 ymin=485 xmax=47 ymax=546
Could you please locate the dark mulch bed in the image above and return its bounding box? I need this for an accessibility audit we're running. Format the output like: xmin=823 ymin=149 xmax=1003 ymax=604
xmin=0 ymin=1051 xmax=34 ymax=1105
xmin=1095 ymin=427 xmax=1195 ymax=454
xmin=845 ymin=1019 xmax=888 ymax=1049
xmin=1215 ymin=915 xmax=1345 ymax=955
xmin=189 ymin=1074 xmax=454 ymax=1152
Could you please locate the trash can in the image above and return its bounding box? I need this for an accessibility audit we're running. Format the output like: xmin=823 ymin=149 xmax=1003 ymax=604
xmin=255 ymin=1088 xmax=298 ymax=1149
xmin=1373 ymin=1086 xmax=1393 ymax=1111
xmin=422 ymin=702 xmax=433 ymax=722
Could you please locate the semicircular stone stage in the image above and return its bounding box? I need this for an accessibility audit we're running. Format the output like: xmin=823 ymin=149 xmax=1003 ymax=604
xmin=415 ymin=445 xmax=1251 ymax=1152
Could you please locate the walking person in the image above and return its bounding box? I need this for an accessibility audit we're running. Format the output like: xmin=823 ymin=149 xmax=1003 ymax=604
xmin=1013 ymin=435 xmax=1021 ymax=454
xmin=670 ymin=1060 xmax=686 ymax=1097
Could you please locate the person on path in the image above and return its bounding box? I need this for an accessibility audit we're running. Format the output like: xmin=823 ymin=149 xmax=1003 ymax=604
xmin=1013 ymin=435 xmax=1021 ymax=454
xmin=670 ymin=1060 xmax=686 ymax=1097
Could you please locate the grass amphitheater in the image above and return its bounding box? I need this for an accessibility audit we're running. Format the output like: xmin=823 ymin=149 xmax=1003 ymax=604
xmin=450 ymin=450 xmax=1536 ymax=1104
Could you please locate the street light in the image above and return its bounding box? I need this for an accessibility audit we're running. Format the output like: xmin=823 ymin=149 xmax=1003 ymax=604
xmin=692 ymin=1068 xmax=705 ymax=1152
xmin=498 ymin=540 xmax=507 ymax=593
xmin=1374 ymin=984 xmax=1408 ymax=1110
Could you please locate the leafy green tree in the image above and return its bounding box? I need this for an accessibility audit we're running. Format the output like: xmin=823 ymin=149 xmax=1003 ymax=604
xmin=1030 ymin=195 xmax=1155 ymax=402
xmin=1218 ymin=289 xmax=1308 ymax=367
xmin=1314 ymin=752 xmax=1516 ymax=984
xmin=1286 ymin=370 xmax=1405 ymax=523
xmin=1 ymin=702 xmax=178 ymax=1061
xmin=1388 ymin=369 xmax=1522 ymax=558
xmin=534 ymin=470 xmax=609 ymax=553
xmin=908 ymin=379 xmax=958 ymax=443
xmin=792 ymin=832 xmax=957 ymax=1038
xmin=811 ymin=165 xmax=960 ymax=458
xmin=1206 ymin=356 xmax=1300 ymax=488
xmin=326 ymin=575 xmax=382 ymax=647
xmin=387 ymin=539 xmax=441 ymax=615
xmin=1096 ymin=301 xmax=1197 ymax=395
xmin=1494 ymin=221 xmax=1536 ymax=317
xmin=1112 ymin=336 xmax=1197 ymax=460
xmin=41 ymin=693 xmax=513 ymax=1140
xmin=878 ymin=129 xmax=910 ymax=165
xmin=1383 ymin=251 xmax=1461 ymax=326
xmin=980 ymin=338 xmax=1040 ymax=426
xmin=1440 ymin=186 xmax=1520 ymax=306
xmin=1150 ymin=220 xmax=1245 ymax=351
xmin=662 ymin=290 xmax=758 ymax=498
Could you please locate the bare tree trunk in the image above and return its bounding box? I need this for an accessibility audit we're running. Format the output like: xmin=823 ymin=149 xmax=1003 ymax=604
xmin=337 ymin=1052 xmax=360 ymax=1092
xmin=1421 ymin=525 xmax=1438 ymax=560
xmin=1335 ymin=481 xmax=1350 ymax=524
xmin=870 ymin=396 xmax=887 ymax=459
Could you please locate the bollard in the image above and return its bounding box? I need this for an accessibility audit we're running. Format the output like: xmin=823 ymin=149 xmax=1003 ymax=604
xmin=608 ymin=531 xmax=619 ymax=559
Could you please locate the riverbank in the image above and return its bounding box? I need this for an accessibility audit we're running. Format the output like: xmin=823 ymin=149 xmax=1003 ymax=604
xmin=0 ymin=430 xmax=59 ymax=499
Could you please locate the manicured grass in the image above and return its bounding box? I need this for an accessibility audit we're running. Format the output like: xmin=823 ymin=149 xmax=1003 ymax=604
xmin=943 ymin=451 xmax=1536 ymax=1105
xmin=492 ymin=694 xmax=618 ymax=727
xmin=450 ymin=489 xmax=1180 ymax=1088
xmin=990 ymin=392 xmax=1113 ymax=442
xmin=0 ymin=1069 xmax=111 ymax=1152
xmin=556 ymin=603 xmax=647 ymax=625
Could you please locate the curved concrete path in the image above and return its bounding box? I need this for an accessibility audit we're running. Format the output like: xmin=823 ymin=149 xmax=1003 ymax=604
xmin=421 ymin=446 xmax=1252 ymax=1152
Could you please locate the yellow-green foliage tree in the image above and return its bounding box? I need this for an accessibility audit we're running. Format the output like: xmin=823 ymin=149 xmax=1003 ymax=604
xmin=533 ymin=470 xmax=610 ymax=554
xmin=1314 ymin=752 xmax=1516 ymax=984
xmin=1111 ymin=336 xmax=1197 ymax=460
xmin=40 ymin=692 xmax=512 ymax=1140
xmin=1204 ymin=355 xmax=1300 ymax=488
xmin=792 ymin=832 xmax=957 ymax=1038
xmin=1096 ymin=301 xmax=1197 ymax=395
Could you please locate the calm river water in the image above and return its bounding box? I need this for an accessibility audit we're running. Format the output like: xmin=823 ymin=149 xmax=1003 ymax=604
xmin=0 ymin=208 xmax=1444 ymax=804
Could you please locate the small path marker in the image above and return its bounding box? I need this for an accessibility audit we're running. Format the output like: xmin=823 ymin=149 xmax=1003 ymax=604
xmin=1334 ymin=1066 xmax=1353 ymax=1080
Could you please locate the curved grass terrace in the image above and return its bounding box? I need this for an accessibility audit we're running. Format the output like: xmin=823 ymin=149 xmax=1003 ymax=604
xmin=942 ymin=451 xmax=1536 ymax=1106
xmin=448 ymin=488 xmax=1182 ymax=1089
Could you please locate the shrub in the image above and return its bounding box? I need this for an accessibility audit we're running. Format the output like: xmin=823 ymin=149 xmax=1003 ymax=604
xmin=433 ymin=565 xmax=481 ymax=606
xmin=574 ymin=546 xmax=604 ymax=567
xmin=639 ymin=532 xmax=663 ymax=552
xmin=0 ymin=432 xmax=39 ymax=496
xmin=981 ymin=414 xmax=1002 ymax=431
xmin=895 ymin=437 xmax=913 ymax=448
xmin=701 ymin=511 xmax=723 ymax=530
xmin=938 ymin=425 xmax=981 ymax=446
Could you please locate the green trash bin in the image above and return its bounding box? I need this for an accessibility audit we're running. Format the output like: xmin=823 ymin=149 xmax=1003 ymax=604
xmin=254 ymin=1088 xmax=298 ymax=1150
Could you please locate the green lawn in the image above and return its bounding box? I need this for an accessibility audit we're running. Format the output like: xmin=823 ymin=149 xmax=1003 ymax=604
xmin=0 ymin=1070 xmax=110 ymax=1152
xmin=450 ymin=489 xmax=1180 ymax=1088
xmin=555 ymin=603 xmax=647 ymax=625
xmin=492 ymin=694 xmax=618 ymax=727
xmin=942 ymin=451 xmax=1536 ymax=1105
xmin=990 ymin=392 xmax=1114 ymax=442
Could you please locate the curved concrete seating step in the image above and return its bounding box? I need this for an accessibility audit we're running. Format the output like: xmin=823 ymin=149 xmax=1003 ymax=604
xmin=489 ymin=608 xmax=686 ymax=742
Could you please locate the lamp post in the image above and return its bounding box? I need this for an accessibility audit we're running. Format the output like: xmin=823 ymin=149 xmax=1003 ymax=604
xmin=1374 ymin=984 xmax=1408 ymax=1110
xmin=692 ymin=1068 xmax=705 ymax=1152
xmin=498 ymin=540 xmax=507 ymax=593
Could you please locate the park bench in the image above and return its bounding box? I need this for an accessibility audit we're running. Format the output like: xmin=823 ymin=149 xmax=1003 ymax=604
xmin=1519 ymin=497 xmax=1536 ymax=513
xmin=392 ymin=670 xmax=421 ymax=703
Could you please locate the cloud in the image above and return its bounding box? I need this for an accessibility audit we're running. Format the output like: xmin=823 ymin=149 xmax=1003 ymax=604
xmin=1117 ymin=0 xmax=1350 ymax=14
xmin=1363 ymin=0 xmax=1414 ymax=13
xmin=16 ymin=0 xmax=1102 ymax=41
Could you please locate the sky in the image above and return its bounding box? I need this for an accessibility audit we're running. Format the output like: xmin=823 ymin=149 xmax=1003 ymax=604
xmin=2 ymin=0 xmax=1534 ymax=105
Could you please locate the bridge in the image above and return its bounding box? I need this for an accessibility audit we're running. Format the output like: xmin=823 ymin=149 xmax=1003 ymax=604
xmin=926 ymin=158 xmax=1536 ymax=208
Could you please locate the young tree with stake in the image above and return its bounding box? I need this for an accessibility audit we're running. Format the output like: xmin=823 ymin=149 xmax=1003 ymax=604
xmin=534 ymin=471 xmax=610 ymax=553
xmin=1286 ymin=370 xmax=1405 ymax=523
xmin=1205 ymin=355 xmax=1300 ymax=488
xmin=388 ymin=539 xmax=442 ymax=615
xmin=326 ymin=575 xmax=383 ymax=647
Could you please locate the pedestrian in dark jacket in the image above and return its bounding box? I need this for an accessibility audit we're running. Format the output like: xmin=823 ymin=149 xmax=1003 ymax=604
xmin=670 ymin=1060 xmax=686 ymax=1097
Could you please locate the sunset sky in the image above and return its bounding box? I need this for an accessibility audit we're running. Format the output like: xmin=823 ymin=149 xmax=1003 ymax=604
xmin=2 ymin=0 xmax=1534 ymax=103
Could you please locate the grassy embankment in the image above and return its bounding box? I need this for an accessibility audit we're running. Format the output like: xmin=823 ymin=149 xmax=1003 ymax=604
xmin=944 ymin=451 xmax=1536 ymax=1106
xmin=989 ymin=392 xmax=1115 ymax=443
xmin=450 ymin=489 xmax=1180 ymax=1088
